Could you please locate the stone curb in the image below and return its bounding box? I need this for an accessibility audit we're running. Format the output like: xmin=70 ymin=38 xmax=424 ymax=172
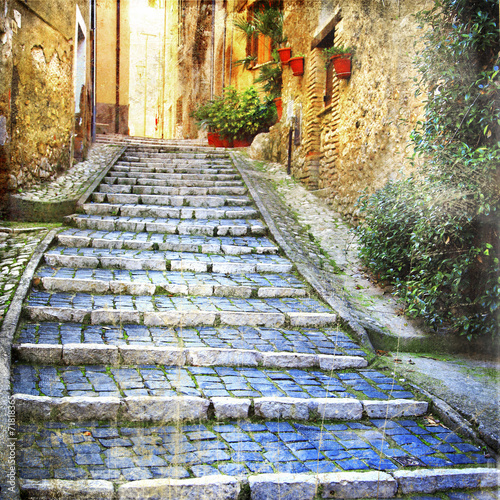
xmin=19 ymin=468 xmax=499 ymax=500
xmin=13 ymin=394 xmax=427 ymax=422
xmin=0 ymin=228 xmax=59 ymax=500
xmin=230 ymin=152 xmax=376 ymax=355
xmin=8 ymin=147 xmax=126 ymax=223
xmin=23 ymin=306 xmax=338 ymax=329
xmin=76 ymin=146 xmax=128 ymax=208
xmin=12 ymin=343 xmax=366 ymax=369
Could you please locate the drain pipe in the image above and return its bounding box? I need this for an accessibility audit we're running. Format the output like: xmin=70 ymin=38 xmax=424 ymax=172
xmin=91 ymin=0 xmax=96 ymax=142
xmin=287 ymin=117 xmax=294 ymax=175
xmin=115 ymin=0 xmax=121 ymax=134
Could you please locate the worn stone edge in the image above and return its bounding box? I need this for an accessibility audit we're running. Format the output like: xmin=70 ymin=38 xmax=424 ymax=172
xmin=12 ymin=344 xmax=366 ymax=368
xmin=76 ymin=145 xmax=128 ymax=208
xmin=408 ymin=381 xmax=499 ymax=457
xmin=14 ymin=393 xmax=428 ymax=422
xmin=0 ymin=228 xmax=59 ymax=500
xmin=18 ymin=468 xmax=500 ymax=499
xmin=231 ymin=152 xmax=375 ymax=355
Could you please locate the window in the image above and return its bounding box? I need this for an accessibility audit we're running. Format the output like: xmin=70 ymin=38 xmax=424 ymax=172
xmin=246 ymin=1 xmax=280 ymax=66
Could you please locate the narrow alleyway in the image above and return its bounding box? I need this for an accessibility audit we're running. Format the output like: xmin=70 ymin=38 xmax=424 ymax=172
xmin=6 ymin=142 xmax=499 ymax=499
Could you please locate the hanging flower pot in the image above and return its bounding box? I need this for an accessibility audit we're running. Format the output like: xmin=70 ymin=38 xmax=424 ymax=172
xmin=277 ymin=47 xmax=292 ymax=65
xmin=289 ymin=56 xmax=304 ymax=76
xmin=274 ymin=97 xmax=283 ymax=120
xmin=331 ymin=54 xmax=352 ymax=79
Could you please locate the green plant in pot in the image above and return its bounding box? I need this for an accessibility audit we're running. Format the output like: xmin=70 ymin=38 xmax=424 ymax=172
xmin=192 ymin=86 xmax=276 ymax=147
xmin=234 ymin=3 xmax=285 ymax=103
xmin=323 ymin=45 xmax=354 ymax=79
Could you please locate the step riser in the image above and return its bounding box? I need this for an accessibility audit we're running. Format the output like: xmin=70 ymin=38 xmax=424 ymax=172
xmin=92 ymin=193 xmax=251 ymax=207
xmin=39 ymin=277 xmax=306 ymax=298
xmin=82 ymin=204 xmax=258 ymax=219
xmin=15 ymin=395 xmax=425 ymax=423
xmin=98 ymin=184 xmax=248 ymax=196
xmin=24 ymin=306 xmax=337 ymax=329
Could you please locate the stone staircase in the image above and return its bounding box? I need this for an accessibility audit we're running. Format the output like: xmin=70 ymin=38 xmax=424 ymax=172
xmin=11 ymin=145 xmax=498 ymax=499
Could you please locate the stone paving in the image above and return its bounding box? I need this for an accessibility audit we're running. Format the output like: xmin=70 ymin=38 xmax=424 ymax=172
xmin=3 ymin=141 xmax=498 ymax=499
xmin=0 ymin=227 xmax=50 ymax=329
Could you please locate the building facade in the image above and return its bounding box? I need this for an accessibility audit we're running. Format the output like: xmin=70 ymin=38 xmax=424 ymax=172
xmin=0 ymin=0 xmax=93 ymax=212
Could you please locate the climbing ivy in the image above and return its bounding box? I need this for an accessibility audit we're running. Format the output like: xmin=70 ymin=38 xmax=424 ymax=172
xmin=356 ymin=0 xmax=499 ymax=339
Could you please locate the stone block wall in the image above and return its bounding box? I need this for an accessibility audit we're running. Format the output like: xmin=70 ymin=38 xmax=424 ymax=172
xmin=0 ymin=0 xmax=91 ymax=213
xmin=278 ymin=0 xmax=427 ymax=220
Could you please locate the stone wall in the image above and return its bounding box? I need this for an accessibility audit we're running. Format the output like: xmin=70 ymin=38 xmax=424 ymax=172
xmin=0 ymin=0 xmax=91 ymax=213
xmin=276 ymin=0 xmax=427 ymax=219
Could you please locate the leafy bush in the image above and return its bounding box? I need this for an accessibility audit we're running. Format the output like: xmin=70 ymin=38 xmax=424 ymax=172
xmin=356 ymin=0 xmax=499 ymax=339
xmin=192 ymin=86 xmax=276 ymax=140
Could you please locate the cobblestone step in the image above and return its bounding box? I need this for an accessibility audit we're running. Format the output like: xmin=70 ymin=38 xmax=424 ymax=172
xmin=14 ymin=419 xmax=495 ymax=487
xmin=66 ymin=214 xmax=266 ymax=236
xmin=15 ymin=324 xmax=366 ymax=356
xmin=98 ymin=183 xmax=249 ymax=197
xmin=13 ymin=365 xmax=416 ymax=402
xmin=82 ymin=202 xmax=259 ymax=219
xmin=108 ymin=177 xmax=245 ymax=188
xmin=12 ymin=143 xmax=497 ymax=498
xmin=106 ymin=171 xmax=240 ymax=181
xmin=44 ymin=247 xmax=291 ymax=272
xmin=91 ymin=192 xmax=252 ymax=207
xmin=35 ymin=267 xmax=307 ymax=298
xmin=112 ymin=164 xmax=237 ymax=175
xmin=57 ymin=229 xmax=278 ymax=254
xmin=24 ymin=292 xmax=338 ymax=327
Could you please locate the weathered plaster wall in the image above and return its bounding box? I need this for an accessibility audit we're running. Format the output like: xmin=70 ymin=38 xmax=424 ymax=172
xmin=96 ymin=0 xmax=129 ymax=135
xmin=278 ymin=0 xmax=426 ymax=219
xmin=0 ymin=0 xmax=91 ymax=212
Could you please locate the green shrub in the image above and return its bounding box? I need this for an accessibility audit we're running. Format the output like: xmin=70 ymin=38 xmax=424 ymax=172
xmin=192 ymin=86 xmax=276 ymax=140
xmin=356 ymin=0 xmax=499 ymax=339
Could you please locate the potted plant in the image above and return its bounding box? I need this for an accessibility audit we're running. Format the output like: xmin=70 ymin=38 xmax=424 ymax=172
xmin=289 ymin=54 xmax=305 ymax=76
xmin=323 ymin=45 xmax=353 ymax=79
xmin=234 ymin=5 xmax=285 ymax=115
xmin=192 ymin=86 xmax=276 ymax=147
xmin=277 ymin=47 xmax=291 ymax=65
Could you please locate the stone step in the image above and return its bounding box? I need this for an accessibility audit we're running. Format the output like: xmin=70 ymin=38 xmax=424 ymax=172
xmin=66 ymin=214 xmax=266 ymax=236
xmin=82 ymin=203 xmax=259 ymax=220
xmin=44 ymin=247 xmax=291 ymax=272
xmin=15 ymin=394 xmax=428 ymax=424
xmin=14 ymin=418 xmax=495 ymax=488
xmin=35 ymin=267 xmax=307 ymax=298
xmin=17 ymin=473 xmax=500 ymax=500
xmin=98 ymin=183 xmax=248 ymax=196
xmin=106 ymin=171 xmax=240 ymax=181
xmin=56 ymin=229 xmax=278 ymax=254
xmin=107 ymin=177 xmax=244 ymax=188
xmin=120 ymin=154 xmax=231 ymax=162
xmin=112 ymin=164 xmax=237 ymax=175
xmin=24 ymin=292 xmax=338 ymax=328
xmin=16 ymin=323 xmax=367 ymax=357
xmin=16 ymin=364 xmax=418 ymax=403
xmin=91 ymin=192 xmax=252 ymax=207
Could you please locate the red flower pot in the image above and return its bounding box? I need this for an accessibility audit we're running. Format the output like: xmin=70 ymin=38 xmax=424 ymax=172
xmin=277 ymin=47 xmax=291 ymax=65
xmin=207 ymin=132 xmax=233 ymax=148
xmin=233 ymin=137 xmax=253 ymax=148
xmin=207 ymin=132 xmax=222 ymax=147
xmin=331 ymin=54 xmax=351 ymax=79
xmin=274 ymin=97 xmax=283 ymax=120
xmin=289 ymin=56 xmax=304 ymax=76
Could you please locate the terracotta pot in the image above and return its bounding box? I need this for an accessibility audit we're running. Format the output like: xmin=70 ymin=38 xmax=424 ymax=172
xmin=277 ymin=47 xmax=291 ymax=65
xmin=289 ymin=56 xmax=304 ymax=76
xmin=331 ymin=54 xmax=351 ymax=79
xmin=207 ymin=132 xmax=233 ymax=148
xmin=207 ymin=132 xmax=222 ymax=147
xmin=274 ymin=97 xmax=283 ymax=120
xmin=233 ymin=137 xmax=253 ymax=148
